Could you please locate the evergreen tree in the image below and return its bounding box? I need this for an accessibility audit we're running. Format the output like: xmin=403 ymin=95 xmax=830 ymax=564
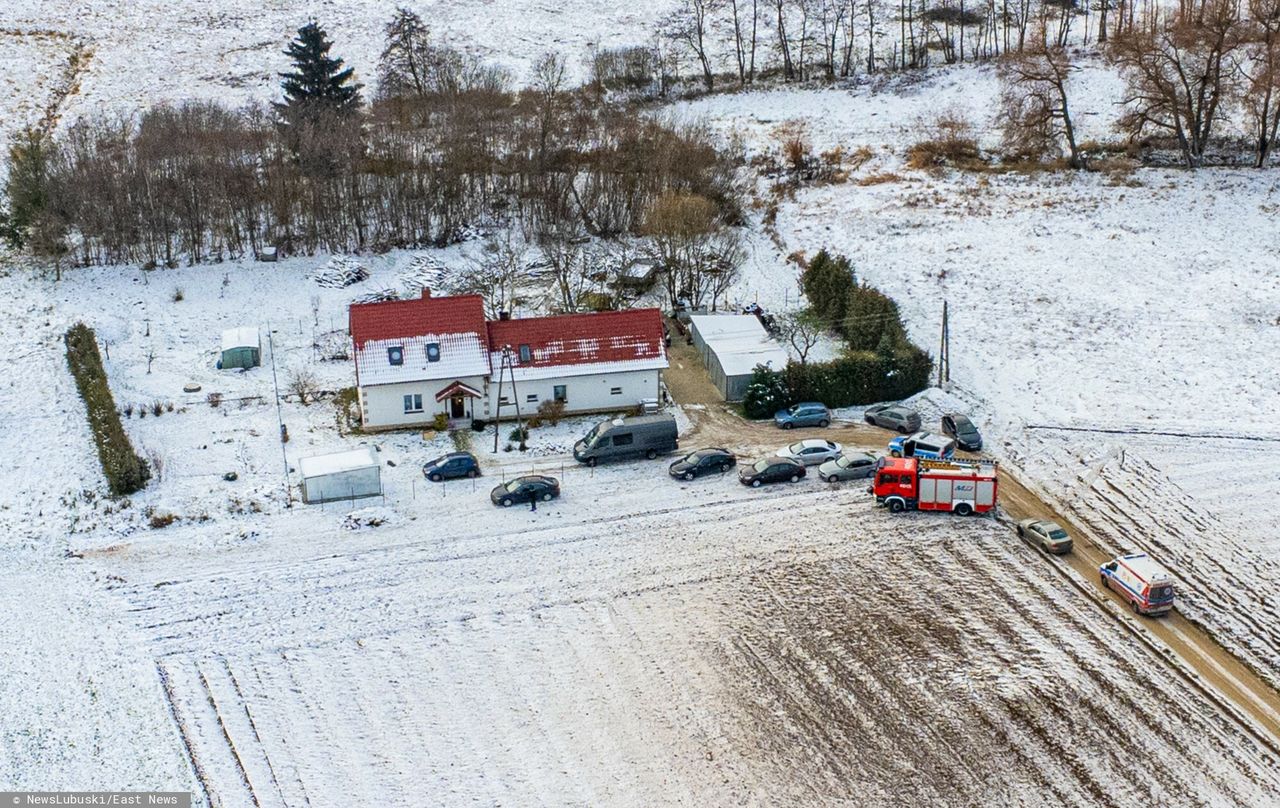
xmin=800 ymin=249 xmax=856 ymax=325
xmin=277 ymin=22 xmax=363 ymax=120
xmin=742 ymin=364 xmax=792 ymax=419
xmin=1 ymin=128 xmax=66 ymax=268
xmin=843 ymin=282 xmax=905 ymax=352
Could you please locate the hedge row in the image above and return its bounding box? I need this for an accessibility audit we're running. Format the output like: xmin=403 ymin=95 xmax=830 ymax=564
xmin=65 ymin=323 xmax=151 ymax=495
xmin=783 ymin=346 xmax=933 ymax=408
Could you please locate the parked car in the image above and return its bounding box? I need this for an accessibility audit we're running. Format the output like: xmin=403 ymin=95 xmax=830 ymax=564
xmin=777 ymin=439 xmax=843 ymax=466
xmin=818 ymin=452 xmax=880 ymax=482
xmin=422 ymin=451 xmax=480 ymax=482
xmin=1100 ymin=553 xmax=1175 ymax=616
xmin=490 ymin=475 xmax=560 ymax=507
xmin=864 ymin=403 xmax=922 ymax=433
xmin=774 ymin=402 xmax=832 ymax=429
xmin=1016 ymin=518 xmax=1073 ymax=554
xmin=941 ymin=413 xmax=983 ymax=452
xmin=573 ymin=414 xmax=679 ymax=466
xmin=888 ymin=432 xmax=957 ymax=460
xmin=739 ymin=456 xmax=806 ymax=487
xmin=669 ymin=448 xmax=736 ymax=481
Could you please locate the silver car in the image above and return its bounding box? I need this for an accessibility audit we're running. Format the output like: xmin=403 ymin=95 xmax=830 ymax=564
xmin=864 ymin=403 xmax=922 ymax=433
xmin=1016 ymin=519 xmax=1073 ymax=554
xmin=777 ymin=439 xmax=843 ymax=466
xmin=818 ymin=452 xmax=879 ymax=482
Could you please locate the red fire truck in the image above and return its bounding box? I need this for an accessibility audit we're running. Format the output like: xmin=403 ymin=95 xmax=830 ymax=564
xmin=870 ymin=457 xmax=998 ymax=515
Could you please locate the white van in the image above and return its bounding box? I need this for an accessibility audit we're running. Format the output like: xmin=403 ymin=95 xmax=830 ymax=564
xmin=1100 ymin=553 xmax=1175 ymax=616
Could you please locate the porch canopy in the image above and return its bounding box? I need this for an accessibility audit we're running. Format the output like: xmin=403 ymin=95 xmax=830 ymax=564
xmin=435 ymin=380 xmax=483 ymax=402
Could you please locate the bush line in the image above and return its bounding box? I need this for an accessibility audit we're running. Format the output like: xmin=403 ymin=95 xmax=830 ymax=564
xmin=64 ymin=322 xmax=151 ymax=495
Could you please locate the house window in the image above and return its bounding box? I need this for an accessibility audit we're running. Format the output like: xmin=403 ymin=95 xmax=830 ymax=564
xmin=518 ymin=344 xmax=532 ymax=363
xmin=553 ymin=385 xmax=567 ymax=402
xmin=610 ymin=387 xmax=623 ymax=395
xmin=425 ymin=342 xmax=441 ymax=363
xmin=388 ymin=346 xmax=404 ymax=366
xmin=403 ymin=393 xmax=423 ymax=413
xmin=526 ymin=393 xmax=539 ymax=403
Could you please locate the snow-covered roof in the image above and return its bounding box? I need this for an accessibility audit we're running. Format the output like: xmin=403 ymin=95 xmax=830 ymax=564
xmin=221 ymin=326 xmax=260 ymax=351
xmin=355 ymin=334 xmax=490 ymax=386
xmin=690 ymin=315 xmax=788 ymax=378
xmin=298 ymin=446 xmax=379 ymax=479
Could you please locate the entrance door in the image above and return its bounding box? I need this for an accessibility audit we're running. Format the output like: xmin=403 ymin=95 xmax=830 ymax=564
xmin=450 ymin=395 xmax=466 ymax=418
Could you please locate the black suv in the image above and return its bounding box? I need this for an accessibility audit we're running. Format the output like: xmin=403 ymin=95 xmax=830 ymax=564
xmin=423 ymin=452 xmax=480 ymax=482
xmin=668 ymin=448 xmax=736 ymax=481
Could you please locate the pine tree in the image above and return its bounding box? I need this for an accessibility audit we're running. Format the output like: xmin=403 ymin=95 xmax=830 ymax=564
xmin=276 ymin=22 xmax=363 ymax=120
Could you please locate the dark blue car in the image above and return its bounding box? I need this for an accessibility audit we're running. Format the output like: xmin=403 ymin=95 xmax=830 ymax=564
xmin=423 ymin=451 xmax=480 ymax=482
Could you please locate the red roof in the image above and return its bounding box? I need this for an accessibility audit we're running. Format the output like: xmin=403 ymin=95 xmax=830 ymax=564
xmin=487 ymin=308 xmax=665 ymax=368
xmin=348 ymin=294 xmax=487 ymax=350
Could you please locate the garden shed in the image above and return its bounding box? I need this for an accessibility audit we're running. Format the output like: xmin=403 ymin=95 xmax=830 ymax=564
xmin=219 ymin=326 xmax=261 ymax=370
xmin=689 ymin=314 xmax=789 ymax=401
xmin=298 ymin=445 xmax=382 ymax=504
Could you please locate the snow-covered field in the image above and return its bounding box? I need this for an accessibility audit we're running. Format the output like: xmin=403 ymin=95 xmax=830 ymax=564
xmin=5 ymin=0 xmax=1280 ymax=798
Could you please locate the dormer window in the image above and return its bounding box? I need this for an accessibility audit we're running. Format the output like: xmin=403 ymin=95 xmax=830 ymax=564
xmin=387 ymin=346 xmax=404 ymax=366
xmin=426 ymin=342 xmax=441 ymax=363
xmin=518 ymin=344 xmax=532 ymax=363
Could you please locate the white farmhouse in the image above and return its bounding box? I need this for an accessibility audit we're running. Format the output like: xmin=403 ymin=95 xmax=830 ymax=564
xmin=349 ymin=291 xmax=668 ymax=430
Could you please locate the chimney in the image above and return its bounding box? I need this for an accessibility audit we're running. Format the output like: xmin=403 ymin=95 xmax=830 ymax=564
xmin=420 ymin=287 xmax=432 ymax=299
xmin=499 ymin=310 xmax=511 ymax=320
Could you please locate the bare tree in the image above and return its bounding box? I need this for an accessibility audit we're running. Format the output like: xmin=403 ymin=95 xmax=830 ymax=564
xmin=1243 ymin=0 xmax=1280 ymax=165
xmin=997 ymin=36 xmax=1084 ymax=167
xmin=377 ymin=7 xmax=432 ymax=98
xmin=665 ymin=0 xmax=718 ymax=90
xmin=777 ymin=308 xmax=826 ymax=364
xmin=1109 ymin=0 xmax=1245 ymax=168
xmin=642 ymin=192 xmax=742 ymax=311
xmin=454 ymin=233 xmax=529 ymax=318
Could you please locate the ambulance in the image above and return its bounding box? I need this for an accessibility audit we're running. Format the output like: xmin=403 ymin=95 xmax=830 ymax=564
xmin=1100 ymin=553 xmax=1176 ymax=616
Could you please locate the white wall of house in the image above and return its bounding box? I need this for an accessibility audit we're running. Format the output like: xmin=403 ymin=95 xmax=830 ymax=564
xmin=490 ymin=370 xmax=660 ymax=418
xmin=361 ymin=375 xmax=488 ymax=429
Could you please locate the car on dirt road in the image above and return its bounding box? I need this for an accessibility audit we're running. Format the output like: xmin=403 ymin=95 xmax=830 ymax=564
xmin=669 ymin=448 xmax=736 ymax=480
xmin=1100 ymin=553 xmax=1175 ymax=616
xmin=1016 ymin=518 xmax=1073 ymax=554
xmin=739 ymin=456 xmax=806 ymax=487
xmin=490 ymin=475 xmax=560 ymax=507
xmin=422 ymin=451 xmax=480 ymax=482
xmin=774 ymin=402 xmax=832 ymax=429
xmin=888 ymin=432 xmax=957 ymax=460
xmin=940 ymin=413 xmax=983 ymax=452
xmin=818 ymin=452 xmax=880 ymax=482
xmin=864 ymin=403 xmax=922 ymax=433
xmin=777 ymin=439 xmax=843 ymax=466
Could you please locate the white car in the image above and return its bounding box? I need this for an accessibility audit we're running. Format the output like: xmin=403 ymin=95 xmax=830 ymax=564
xmin=777 ymin=439 xmax=843 ymax=466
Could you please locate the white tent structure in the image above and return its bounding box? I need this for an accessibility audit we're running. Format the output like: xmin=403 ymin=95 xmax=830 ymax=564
xmin=298 ymin=446 xmax=382 ymax=504
xmin=688 ymin=315 xmax=789 ymax=401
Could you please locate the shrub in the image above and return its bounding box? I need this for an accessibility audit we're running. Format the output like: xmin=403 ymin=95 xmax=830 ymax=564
xmin=783 ymin=346 xmax=932 ymax=409
xmin=842 ymin=283 xmax=907 ymax=352
xmin=508 ymin=426 xmax=528 ymax=443
xmin=532 ymin=399 xmax=566 ymax=427
xmin=431 ymin=412 xmax=449 ymax=432
xmin=172 ymin=287 xmax=184 ymax=302
xmin=288 ymin=368 xmax=319 ymax=405
xmin=148 ymin=510 xmax=178 ymax=529
xmin=742 ymin=364 xmax=792 ymax=419
xmin=64 ymin=323 xmax=151 ymax=495
xmin=151 ymin=400 xmax=165 ymax=416
xmin=906 ymin=113 xmax=984 ymax=171
xmin=207 ymin=391 xmax=223 ymax=408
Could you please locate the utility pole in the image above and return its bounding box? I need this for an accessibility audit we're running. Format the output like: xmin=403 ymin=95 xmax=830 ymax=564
xmin=937 ymin=300 xmax=950 ymax=388
xmin=268 ymin=327 xmax=293 ymax=507
xmin=491 ymin=345 xmax=526 ymax=452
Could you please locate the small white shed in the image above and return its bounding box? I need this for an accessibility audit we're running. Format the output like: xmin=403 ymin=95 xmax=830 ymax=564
xmin=219 ymin=326 xmax=262 ymax=370
xmin=298 ymin=446 xmax=382 ymax=504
